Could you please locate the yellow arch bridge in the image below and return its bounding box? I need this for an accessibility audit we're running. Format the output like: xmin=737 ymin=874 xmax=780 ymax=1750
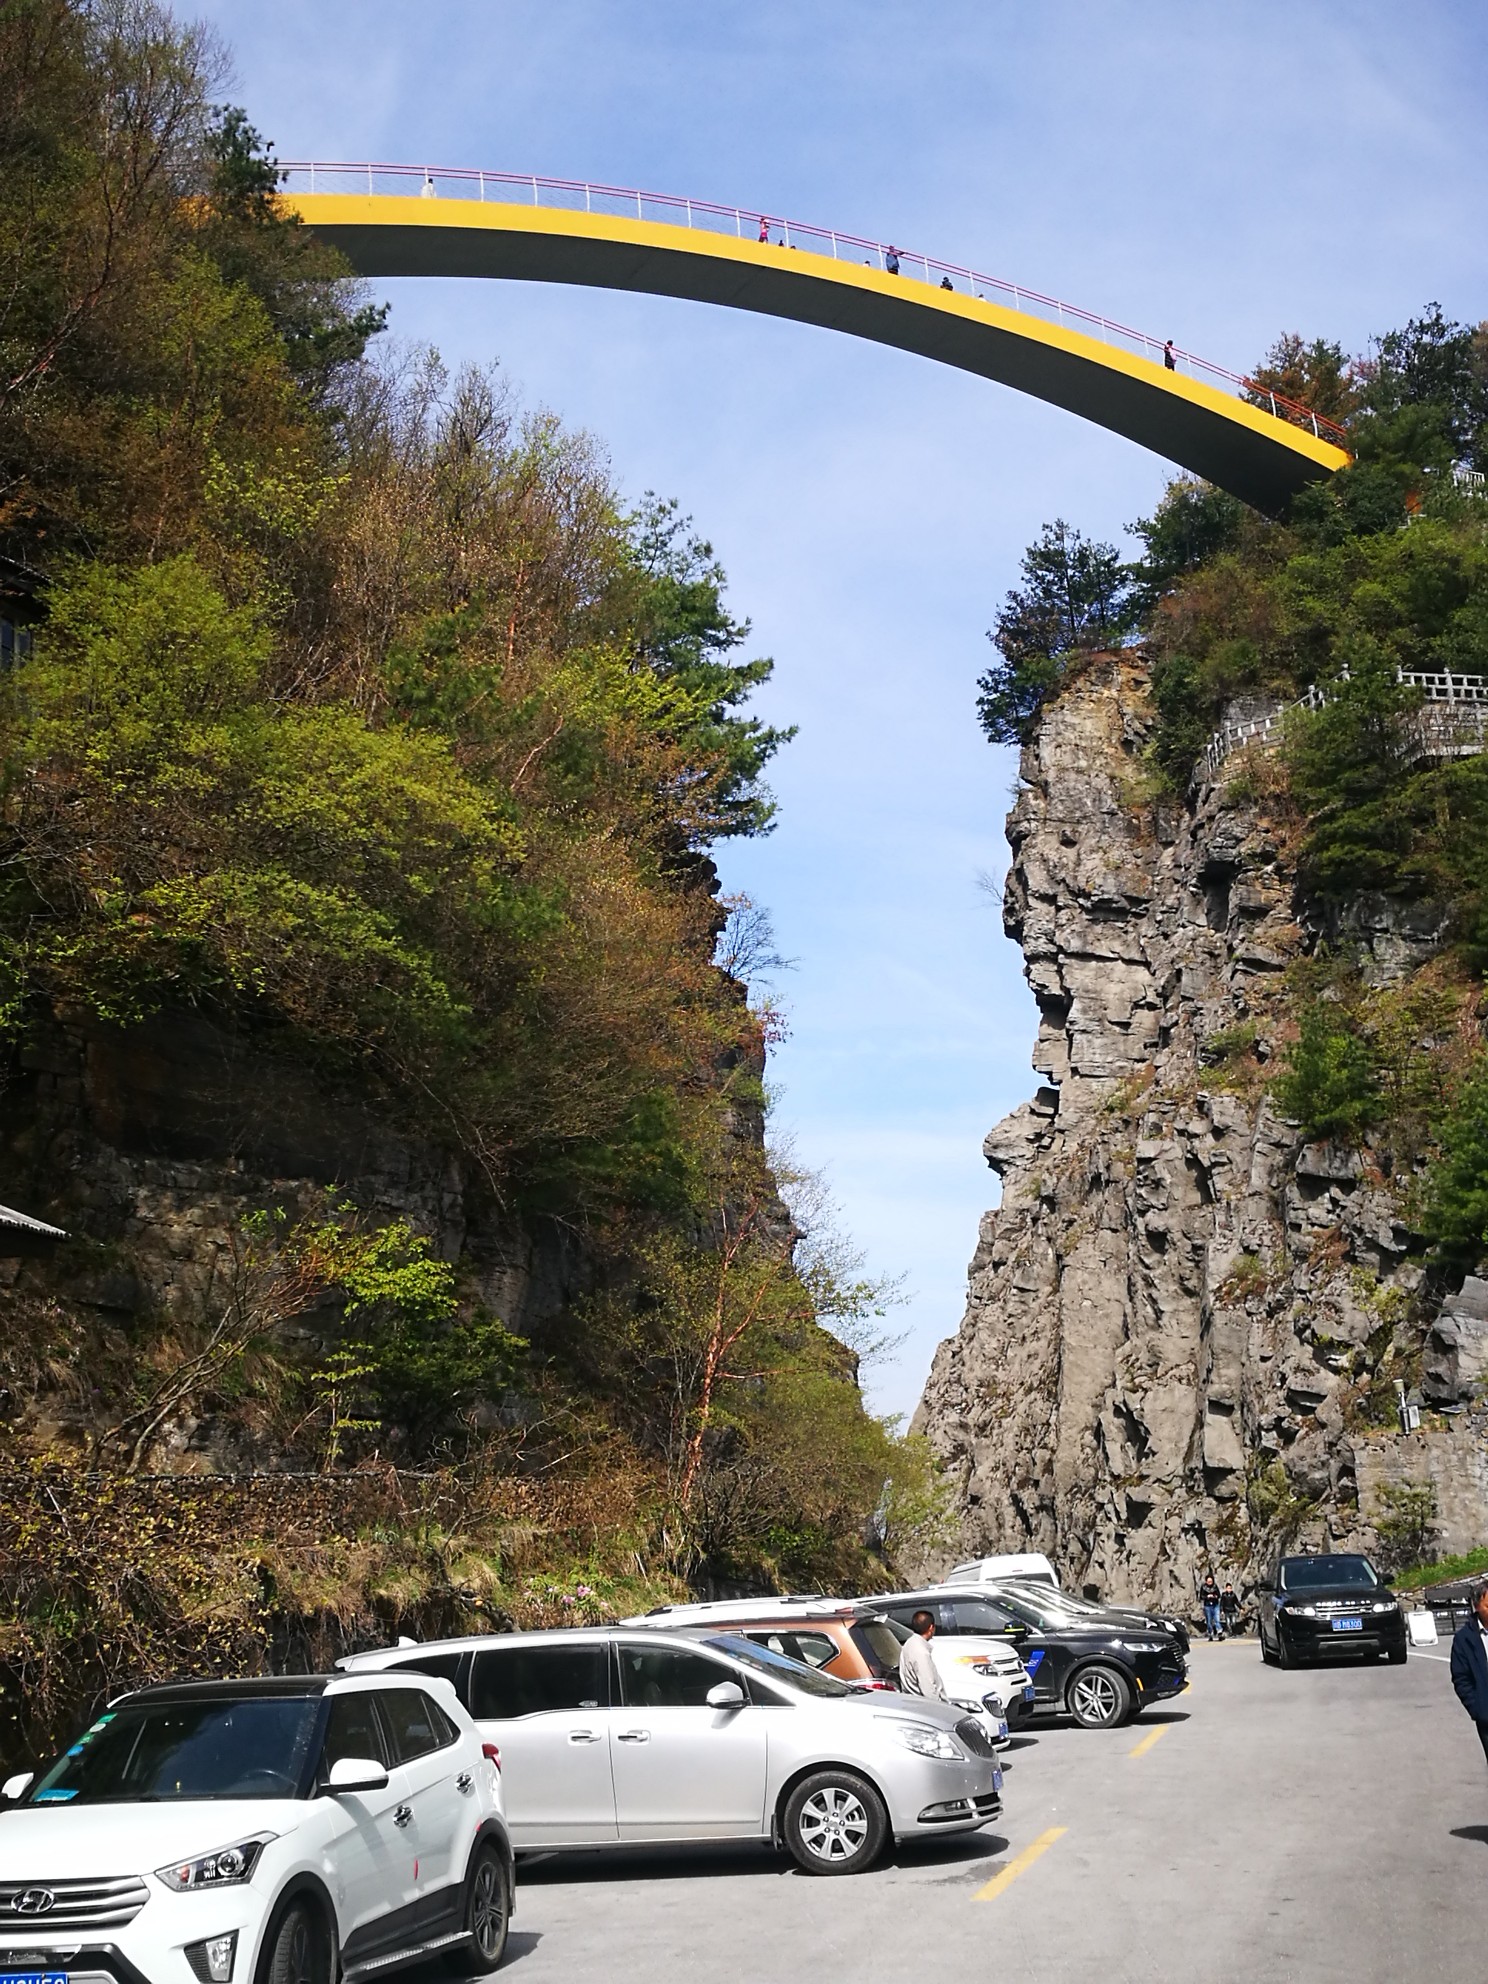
xmin=283 ymin=163 xmax=1351 ymax=516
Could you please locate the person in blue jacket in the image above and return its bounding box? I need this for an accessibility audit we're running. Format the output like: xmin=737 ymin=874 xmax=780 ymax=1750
xmin=1449 ymin=1585 xmax=1488 ymax=1766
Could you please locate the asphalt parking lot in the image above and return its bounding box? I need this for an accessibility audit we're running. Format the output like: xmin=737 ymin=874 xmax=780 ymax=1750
xmin=474 ymin=1641 xmax=1488 ymax=1984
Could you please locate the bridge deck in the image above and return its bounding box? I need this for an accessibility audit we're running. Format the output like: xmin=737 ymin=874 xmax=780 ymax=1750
xmin=286 ymin=191 xmax=1350 ymax=516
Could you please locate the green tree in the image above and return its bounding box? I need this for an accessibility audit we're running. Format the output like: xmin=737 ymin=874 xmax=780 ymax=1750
xmin=1272 ymin=1004 xmax=1381 ymax=1143
xmin=977 ymin=519 xmax=1135 ymax=743
xmin=1420 ymin=1061 xmax=1488 ymax=1272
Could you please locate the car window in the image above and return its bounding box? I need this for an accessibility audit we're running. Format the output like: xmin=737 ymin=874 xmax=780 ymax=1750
xmin=1278 ymin=1556 xmax=1379 ymax=1591
xmin=953 ymin=1599 xmax=1017 ymax=1634
xmin=702 ymin=1635 xmax=853 ymax=1699
xmin=387 ymin=1652 xmax=467 ymax=1697
xmin=323 ymin=1691 xmax=390 ymax=1769
xmin=30 ymin=1697 xmax=323 ymax=1805
xmin=617 ymin=1643 xmax=731 ymax=1708
xmin=470 ymin=1644 xmax=610 ymax=1720
xmin=745 ymin=1630 xmax=839 ymax=1669
xmin=379 ymin=1689 xmax=457 ymax=1762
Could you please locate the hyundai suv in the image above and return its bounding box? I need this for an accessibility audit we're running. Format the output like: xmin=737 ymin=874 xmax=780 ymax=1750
xmin=0 ymin=1674 xmax=511 ymax=1984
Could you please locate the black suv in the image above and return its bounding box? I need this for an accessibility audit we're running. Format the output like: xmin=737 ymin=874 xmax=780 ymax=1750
xmin=1256 ymin=1553 xmax=1407 ymax=1668
xmin=867 ymin=1586 xmax=1187 ymax=1730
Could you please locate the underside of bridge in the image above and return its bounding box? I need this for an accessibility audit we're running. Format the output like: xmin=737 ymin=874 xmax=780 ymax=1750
xmin=288 ymin=193 xmax=1350 ymax=517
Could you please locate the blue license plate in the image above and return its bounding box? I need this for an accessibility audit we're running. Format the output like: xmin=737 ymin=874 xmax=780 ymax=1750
xmin=1 ymin=1971 xmax=68 ymax=1984
xmin=992 ymin=1766 xmax=1003 ymax=1792
xmin=1331 ymin=1616 xmax=1362 ymax=1632
xmin=1022 ymin=1684 xmax=1036 ymax=1701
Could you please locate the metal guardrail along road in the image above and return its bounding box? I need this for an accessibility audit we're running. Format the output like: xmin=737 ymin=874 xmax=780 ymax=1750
xmin=278 ymin=161 xmax=1353 ymax=515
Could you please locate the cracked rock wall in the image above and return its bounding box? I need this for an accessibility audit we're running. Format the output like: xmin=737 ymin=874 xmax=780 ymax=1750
xmin=913 ymin=654 xmax=1487 ymax=1607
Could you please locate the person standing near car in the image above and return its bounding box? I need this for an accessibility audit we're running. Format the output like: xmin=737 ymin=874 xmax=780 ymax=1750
xmin=1200 ymin=1571 xmax=1223 ymax=1641
xmin=899 ymin=1610 xmax=949 ymax=1702
xmin=1450 ymin=1585 xmax=1488 ymax=1768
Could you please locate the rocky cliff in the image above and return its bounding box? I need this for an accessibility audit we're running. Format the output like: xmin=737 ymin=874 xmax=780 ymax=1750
xmin=914 ymin=654 xmax=1488 ymax=1607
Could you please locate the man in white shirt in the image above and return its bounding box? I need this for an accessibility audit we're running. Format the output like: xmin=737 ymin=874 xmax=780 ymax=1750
xmin=898 ymin=1611 xmax=949 ymax=1703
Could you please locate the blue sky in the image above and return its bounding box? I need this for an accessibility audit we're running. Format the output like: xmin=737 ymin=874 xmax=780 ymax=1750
xmin=199 ymin=0 xmax=1488 ymax=1417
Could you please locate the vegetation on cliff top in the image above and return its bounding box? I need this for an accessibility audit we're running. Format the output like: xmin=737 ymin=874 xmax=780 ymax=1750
xmin=979 ymin=304 xmax=1488 ymax=1281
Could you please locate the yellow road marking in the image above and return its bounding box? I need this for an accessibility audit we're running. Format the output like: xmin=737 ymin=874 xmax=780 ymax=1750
xmin=975 ymin=1825 xmax=1068 ymax=1902
xmin=1129 ymin=1723 xmax=1171 ymax=1758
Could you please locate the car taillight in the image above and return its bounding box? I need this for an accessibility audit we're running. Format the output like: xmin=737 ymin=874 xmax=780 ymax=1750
xmin=482 ymin=1742 xmax=501 ymax=1770
xmin=860 ymin=1678 xmax=898 ymax=1691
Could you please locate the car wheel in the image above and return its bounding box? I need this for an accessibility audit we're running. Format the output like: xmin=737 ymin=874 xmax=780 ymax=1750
xmin=783 ymin=1770 xmax=888 ymax=1875
xmin=1276 ymin=1632 xmax=1296 ymax=1670
xmin=1388 ymin=1646 xmax=1408 ymax=1665
xmin=1260 ymin=1632 xmax=1277 ymax=1666
xmin=260 ymin=1902 xmax=331 ymax=1984
xmin=1066 ymin=1664 xmax=1133 ymax=1729
xmin=446 ymin=1841 xmax=510 ymax=1974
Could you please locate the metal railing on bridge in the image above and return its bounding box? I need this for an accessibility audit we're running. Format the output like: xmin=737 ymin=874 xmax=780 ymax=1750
xmin=278 ymin=160 xmax=1349 ymax=448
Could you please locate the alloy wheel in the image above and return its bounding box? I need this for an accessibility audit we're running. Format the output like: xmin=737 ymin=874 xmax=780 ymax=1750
xmin=797 ymin=1785 xmax=870 ymax=1864
xmin=1070 ymin=1669 xmax=1124 ymax=1725
xmin=471 ymin=1857 xmax=506 ymax=1961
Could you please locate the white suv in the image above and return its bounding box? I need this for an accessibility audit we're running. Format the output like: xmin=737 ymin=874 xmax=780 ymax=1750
xmin=0 ymin=1674 xmax=511 ymax=1984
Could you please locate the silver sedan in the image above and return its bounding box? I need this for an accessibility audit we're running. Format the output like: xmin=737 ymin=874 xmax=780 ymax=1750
xmin=343 ymin=1626 xmax=1003 ymax=1875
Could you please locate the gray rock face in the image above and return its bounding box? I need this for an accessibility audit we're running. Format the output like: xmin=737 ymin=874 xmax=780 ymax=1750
xmin=913 ymin=656 xmax=1469 ymax=1608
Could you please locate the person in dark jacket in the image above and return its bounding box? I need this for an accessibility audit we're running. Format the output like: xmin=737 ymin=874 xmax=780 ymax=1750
xmin=1200 ymin=1571 xmax=1223 ymax=1641
xmin=1450 ymin=1586 xmax=1488 ymax=1766
xmin=1220 ymin=1581 xmax=1242 ymax=1636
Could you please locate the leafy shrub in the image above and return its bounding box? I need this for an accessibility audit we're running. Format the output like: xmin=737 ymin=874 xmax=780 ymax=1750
xmin=1272 ymin=1004 xmax=1381 ymax=1142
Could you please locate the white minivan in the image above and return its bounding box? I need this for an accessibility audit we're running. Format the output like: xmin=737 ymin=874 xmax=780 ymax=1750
xmin=945 ymin=1553 xmax=1059 ymax=1588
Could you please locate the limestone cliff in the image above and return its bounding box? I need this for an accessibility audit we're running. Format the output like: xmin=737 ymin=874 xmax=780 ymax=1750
xmin=914 ymin=654 xmax=1487 ymax=1606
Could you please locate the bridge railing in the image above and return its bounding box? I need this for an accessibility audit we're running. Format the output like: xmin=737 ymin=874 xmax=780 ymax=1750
xmin=277 ymin=160 xmax=1349 ymax=448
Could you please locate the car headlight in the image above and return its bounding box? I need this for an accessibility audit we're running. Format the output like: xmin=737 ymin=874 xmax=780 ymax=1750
xmin=1371 ymin=1601 xmax=1397 ymax=1613
xmin=1114 ymin=1640 xmax=1164 ymax=1653
xmin=157 ymin=1835 xmax=275 ymax=1891
xmin=880 ymin=1718 xmax=962 ymax=1759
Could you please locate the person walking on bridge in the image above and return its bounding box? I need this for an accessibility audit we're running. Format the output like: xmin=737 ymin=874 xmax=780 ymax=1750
xmin=758 ymin=216 xmax=770 ymax=243
xmin=1450 ymin=1585 xmax=1488 ymax=1770
xmin=885 ymin=245 xmax=901 ymax=275
xmin=898 ymin=1611 xmax=948 ymax=1703
xmin=1163 ymin=339 xmax=1177 ymax=370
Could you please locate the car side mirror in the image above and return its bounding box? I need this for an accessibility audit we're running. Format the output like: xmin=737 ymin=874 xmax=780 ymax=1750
xmin=326 ymin=1756 xmax=389 ymax=1795
xmin=1 ymin=1772 xmax=33 ymax=1802
xmin=1257 ymin=1581 xmax=1274 ymax=1596
xmin=706 ymin=1681 xmax=745 ymax=1710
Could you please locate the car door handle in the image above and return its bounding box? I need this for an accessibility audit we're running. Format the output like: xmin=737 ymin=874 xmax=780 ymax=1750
xmin=392 ymin=1804 xmax=413 ymax=1828
xmin=616 ymin=1729 xmax=650 ymax=1743
xmin=456 ymin=1772 xmax=474 ymax=1793
xmin=568 ymin=1729 xmax=602 ymax=1744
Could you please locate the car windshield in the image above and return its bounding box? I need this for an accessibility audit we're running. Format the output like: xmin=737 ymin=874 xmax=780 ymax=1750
xmin=26 ymin=1696 xmax=322 ymax=1804
xmin=702 ymin=1635 xmax=854 ymax=1698
xmin=1279 ymin=1556 xmax=1379 ymax=1591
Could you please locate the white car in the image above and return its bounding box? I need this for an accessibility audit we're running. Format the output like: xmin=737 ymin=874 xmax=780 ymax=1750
xmin=0 ymin=1673 xmax=512 ymax=1984
xmin=945 ymin=1552 xmax=1059 ymax=1588
xmin=343 ymin=1627 xmax=1003 ymax=1875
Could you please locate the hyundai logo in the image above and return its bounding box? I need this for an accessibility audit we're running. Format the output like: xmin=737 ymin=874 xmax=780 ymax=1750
xmin=15 ymin=1889 xmax=56 ymax=1916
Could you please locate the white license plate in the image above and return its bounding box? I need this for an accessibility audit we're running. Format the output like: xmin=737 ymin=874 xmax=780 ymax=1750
xmin=1331 ymin=1616 xmax=1362 ymax=1632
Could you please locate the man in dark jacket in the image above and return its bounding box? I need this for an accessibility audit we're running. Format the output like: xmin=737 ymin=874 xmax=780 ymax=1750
xmin=1450 ymin=1586 xmax=1488 ymax=1765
